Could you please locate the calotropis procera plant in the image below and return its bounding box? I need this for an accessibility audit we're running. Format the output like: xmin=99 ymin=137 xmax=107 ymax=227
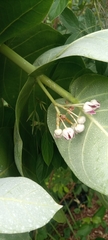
xmin=1 ymin=0 xmax=108 ymax=237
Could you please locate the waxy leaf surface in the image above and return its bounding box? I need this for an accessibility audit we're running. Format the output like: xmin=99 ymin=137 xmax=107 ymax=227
xmin=33 ymin=30 xmax=108 ymax=68
xmin=0 ymin=177 xmax=61 ymax=233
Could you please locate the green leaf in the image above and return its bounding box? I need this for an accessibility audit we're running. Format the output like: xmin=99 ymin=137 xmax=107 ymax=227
xmin=0 ymin=0 xmax=53 ymax=43
xmin=14 ymin=76 xmax=36 ymax=175
xmin=32 ymin=30 xmax=108 ymax=67
xmin=0 ymin=232 xmax=31 ymax=240
xmin=53 ymin=209 xmax=66 ymax=223
xmin=60 ymin=7 xmax=79 ymax=32
xmin=0 ymin=23 xmax=65 ymax=107
xmin=0 ymin=57 xmax=27 ymax=108
xmin=93 ymin=206 xmax=106 ymax=219
xmin=65 ymin=29 xmax=83 ymax=44
xmin=48 ymin=0 xmax=68 ymax=21
xmin=0 ymin=177 xmax=62 ymax=233
xmin=8 ymin=23 xmax=66 ymax=64
xmin=84 ymin=8 xmax=97 ymax=33
xmin=41 ymin=131 xmax=53 ymax=166
xmin=95 ymin=60 xmax=107 ymax=75
xmin=92 ymin=216 xmax=101 ymax=224
xmin=35 ymin=154 xmax=50 ymax=183
xmin=97 ymin=193 xmax=108 ymax=209
xmin=0 ymin=128 xmax=19 ymax=177
xmin=76 ymin=223 xmax=93 ymax=237
xmin=47 ymin=73 xmax=108 ymax=195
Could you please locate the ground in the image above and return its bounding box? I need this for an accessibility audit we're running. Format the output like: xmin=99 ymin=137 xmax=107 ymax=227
xmin=56 ymin=192 xmax=108 ymax=240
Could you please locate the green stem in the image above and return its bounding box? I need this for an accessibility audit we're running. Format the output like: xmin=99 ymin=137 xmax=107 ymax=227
xmin=66 ymin=218 xmax=78 ymax=240
xmin=47 ymin=233 xmax=56 ymax=240
xmin=1 ymin=44 xmax=78 ymax=104
xmin=50 ymin=222 xmax=61 ymax=238
xmin=0 ymin=44 xmax=36 ymax=74
xmin=37 ymin=75 xmax=78 ymax=104
xmin=64 ymin=200 xmax=77 ymax=226
xmin=37 ymin=78 xmax=57 ymax=106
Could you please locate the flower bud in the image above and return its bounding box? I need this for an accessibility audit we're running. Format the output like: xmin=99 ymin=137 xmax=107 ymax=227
xmin=54 ymin=129 xmax=62 ymax=138
xmin=62 ymin=128 xmax=74 ymax=140
xmin=77 ymin=116 xmax=86 ymax=124
xmin=75 ymin=124 xmax=85 ymax=133
xmin=83 ymin=99 xmax=100 ymax=114
xmin=90 ymin=99 xmax=100 ymax=108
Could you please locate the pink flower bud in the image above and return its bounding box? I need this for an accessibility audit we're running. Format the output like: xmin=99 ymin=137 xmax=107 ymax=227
xmin=90 ymin=99 xmax=100 ymax=108
xmin=75 ymin=124 xmax=85 ymax=133
xmin=83 ymin=99 xmax=100 ymax=114
xmin=54 ymin=129 xmax=62 ymax=138
xmin=62 ymin=128 xmax=74 ymax=140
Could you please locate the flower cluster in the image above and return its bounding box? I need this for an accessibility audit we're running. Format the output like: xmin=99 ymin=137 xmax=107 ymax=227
xmin=54 ymin=99 xmax=100 ymax=140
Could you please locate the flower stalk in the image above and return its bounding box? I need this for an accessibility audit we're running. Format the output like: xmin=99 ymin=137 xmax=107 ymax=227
xmin=37 ymin=75 xmax=78 ymax=104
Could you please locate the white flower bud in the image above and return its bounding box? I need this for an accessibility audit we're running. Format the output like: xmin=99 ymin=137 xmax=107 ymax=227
xmin=75 ymin=124 xmax=85 ymax=133
xmin=54 ymin=129 xmax=62 ymax=138
xmin=62 ymin=128 xmax=74 ymax=140
xmin=83 ymin=101 xmax=95 ymax=114
xmin=77 ymin=116 xmax=86 ymax=124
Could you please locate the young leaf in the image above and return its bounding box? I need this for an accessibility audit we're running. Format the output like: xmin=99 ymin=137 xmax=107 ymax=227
xmin=47 ymin=73 xmax=108 ymax=195
xmin=0 ymin=177 xmax=62 ymax=233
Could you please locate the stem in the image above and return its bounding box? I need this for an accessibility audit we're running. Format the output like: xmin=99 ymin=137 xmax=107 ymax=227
xmin=64 ymin=200 xmax=77 ymax=226
xmin=66 ymin=218 xmax=78 ymax=240
xmin=50 ymin=222 xmax=61 ymax=238
xmin=1 ymin=44 xmax=78 ymax=105
xmin=37 ymin=75 xmax=78 ymax=104
xmin=47 ymin=233 xmax=56 ymax=240
xmin=37 ymin=78 xmax=57 ymax=106
xmin=0 ymin=44 xmax=36 ymax=74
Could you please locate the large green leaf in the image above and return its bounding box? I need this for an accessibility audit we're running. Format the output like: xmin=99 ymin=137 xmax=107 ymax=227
xmin=8 ymin=23 xmax=66 ymax=63
xmin=32 ymin=30 xmax=108 ymax=69
xmin=0 ymin=177 xmax=61 ymax=233
xmin=0 ymin=0 xmax=53 ymax=43
xmin=48 ymin=0 xmax=68 ymax=21
xmin=47 ymin=73 xmax=108 ymax=195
